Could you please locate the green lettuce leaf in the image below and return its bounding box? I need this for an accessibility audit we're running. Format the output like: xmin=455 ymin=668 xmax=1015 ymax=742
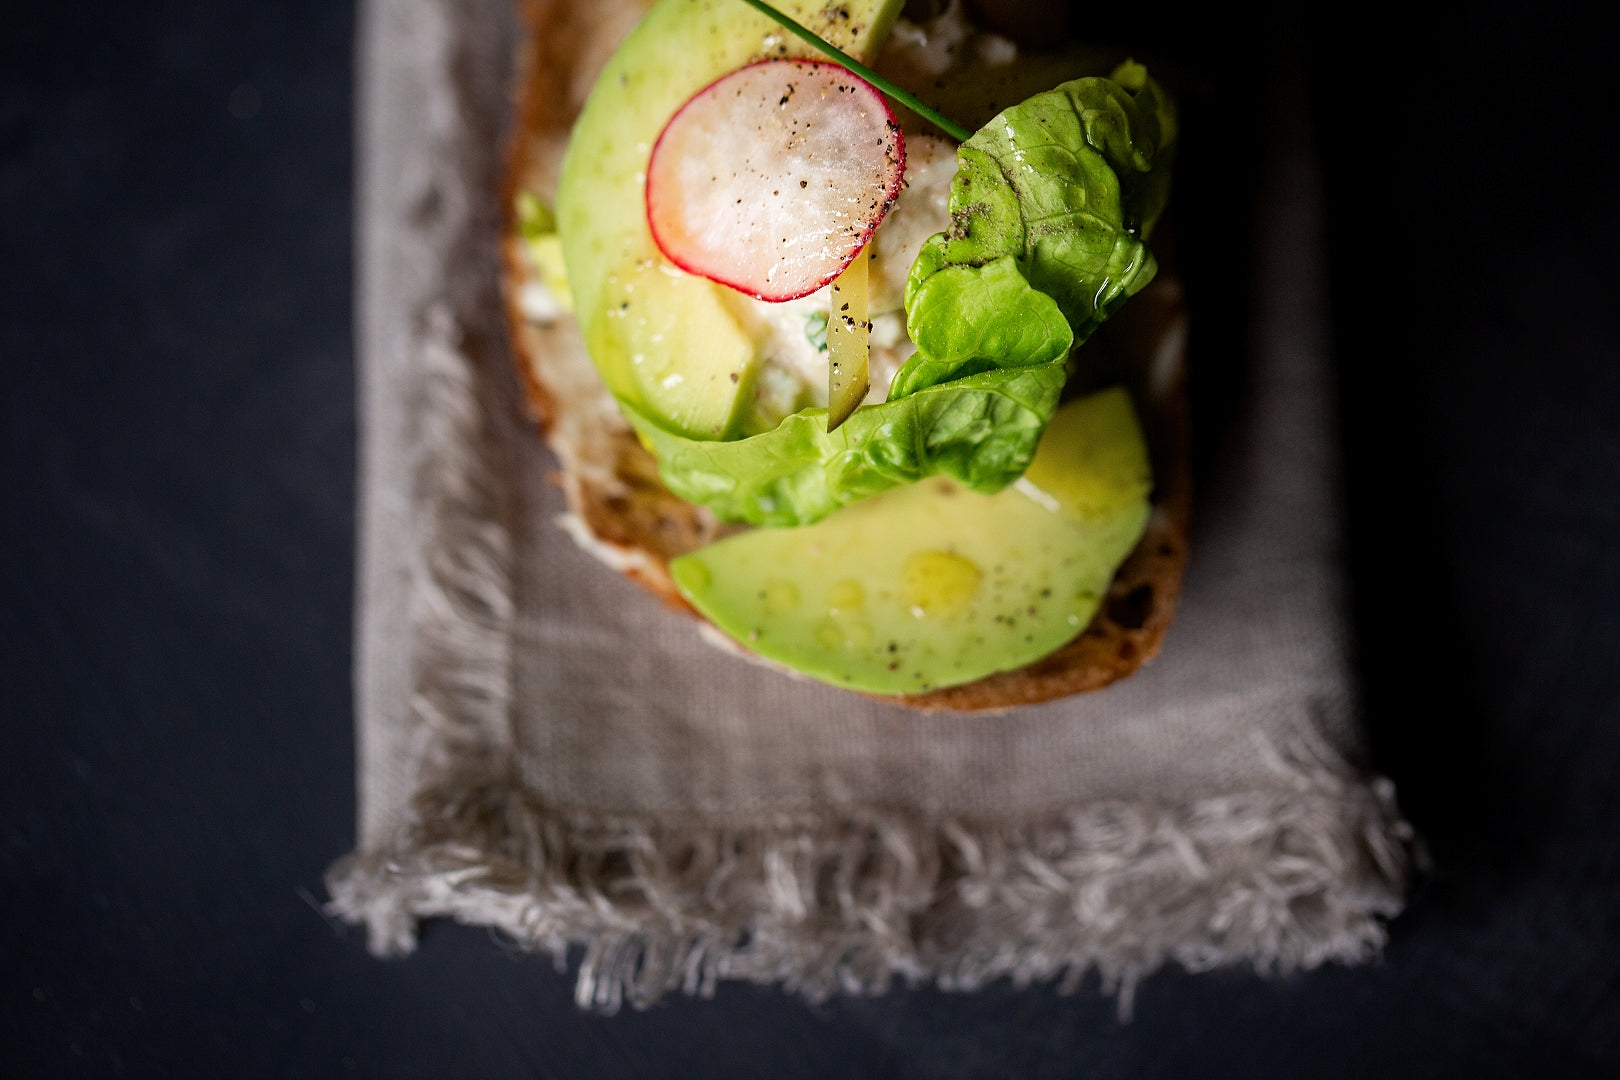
xmin=626 ymin=361 xmax=1067 ymax=526
xmin=893 ymin=63 xmax=1176 ymax=397
xmin=888 ymin=254 xmax=1073 ymax=400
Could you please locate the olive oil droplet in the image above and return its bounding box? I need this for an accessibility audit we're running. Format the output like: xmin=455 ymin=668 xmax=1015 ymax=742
xmin=815 ymin=618 xmax=874 ymax=649
xmin=901 ymin=551 xmax=982 ymax=620
xmin=761 ymin=579 xmax=800 ymax=615
xmin=828 ymin=579 xmax=865 ymax=614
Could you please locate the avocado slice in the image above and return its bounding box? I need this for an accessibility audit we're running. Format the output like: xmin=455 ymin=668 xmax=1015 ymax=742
xmin=556 ymin=0 xmax=905 ymax=440
xmin=670 ymin=388 xmax=1153 ymax=695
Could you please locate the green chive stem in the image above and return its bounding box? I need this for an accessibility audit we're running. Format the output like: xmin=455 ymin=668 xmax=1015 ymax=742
xmin=738 ymin=0 xmax=975 ymax=143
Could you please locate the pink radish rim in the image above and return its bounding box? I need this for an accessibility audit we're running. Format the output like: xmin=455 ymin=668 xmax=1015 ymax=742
xmin=645 ymin=58 xmax=907 ymax=303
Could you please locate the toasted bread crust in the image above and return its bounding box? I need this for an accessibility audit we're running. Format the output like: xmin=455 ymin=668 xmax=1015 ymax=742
xmin=500 ymin=0 xmax=1190 ymax=710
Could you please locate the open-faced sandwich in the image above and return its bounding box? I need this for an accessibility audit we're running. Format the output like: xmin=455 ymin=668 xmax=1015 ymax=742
xmin=502 ymin=0 xmax=1191 ymax=710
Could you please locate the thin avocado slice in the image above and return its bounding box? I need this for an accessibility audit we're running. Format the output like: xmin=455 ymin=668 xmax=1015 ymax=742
xmin=670 ymin=387 xmax=1153 ymax=694
xmin=556 ymin=0 xmax=905 ymax=440
xmin=826 ymin=248 xmax=871 ymax=432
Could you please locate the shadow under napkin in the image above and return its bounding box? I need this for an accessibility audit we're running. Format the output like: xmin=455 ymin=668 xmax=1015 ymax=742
xmin=327 ymin=0 xmax=1414 ymax=1013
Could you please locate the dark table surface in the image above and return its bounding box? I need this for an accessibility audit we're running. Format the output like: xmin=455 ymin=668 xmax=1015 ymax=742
xmin=5 ymin=1 xmax=1618 ymax=1076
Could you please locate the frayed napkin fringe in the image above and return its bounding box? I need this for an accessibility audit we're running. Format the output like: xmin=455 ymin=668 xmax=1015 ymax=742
xmin=326 ymin=739 xmax=1412 ymax=1016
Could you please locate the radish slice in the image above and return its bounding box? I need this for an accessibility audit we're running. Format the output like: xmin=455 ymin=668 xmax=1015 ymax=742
xmin=826 ymin=247 xmax=870 ymax=432
xmin=646 ymin=58 xmax=906 ymax=303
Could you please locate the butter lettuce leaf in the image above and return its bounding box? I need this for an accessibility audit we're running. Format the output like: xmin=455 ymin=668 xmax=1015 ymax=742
xmin=888 ymin=254 xmax=1073 ymax=400
xmin=893 ymin=63 xmax=1176 ymax=398
xmin=627 ymin=361 xmax=1067 ymax=527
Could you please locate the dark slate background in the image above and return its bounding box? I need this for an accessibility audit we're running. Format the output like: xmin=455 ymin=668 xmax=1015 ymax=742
xmin=4 ymin=1 xmax=1617 ymax=1076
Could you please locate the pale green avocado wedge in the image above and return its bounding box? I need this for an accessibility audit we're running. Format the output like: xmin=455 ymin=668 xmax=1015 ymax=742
xmin=555 ymin=0 xmax=904 ymax=441
xmin=670 ymin=388 xmax=1153 ymax=695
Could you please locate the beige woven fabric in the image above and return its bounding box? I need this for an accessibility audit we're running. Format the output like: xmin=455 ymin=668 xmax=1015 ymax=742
xmin=327 ymin=0 xmax=1415 ymax=1012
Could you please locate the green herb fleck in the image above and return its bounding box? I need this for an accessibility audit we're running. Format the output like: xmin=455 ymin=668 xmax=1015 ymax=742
xmin=804 ymin=310 xmax=829 ymax=353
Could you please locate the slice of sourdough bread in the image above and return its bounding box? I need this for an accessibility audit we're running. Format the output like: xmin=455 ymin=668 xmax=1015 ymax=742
xmin=498 ymin=0 xmax=1191 ymax=711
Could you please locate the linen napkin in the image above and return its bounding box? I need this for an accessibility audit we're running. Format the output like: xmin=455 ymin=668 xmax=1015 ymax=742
xmin=326 ymin=0 xmax=1415 ymax=1013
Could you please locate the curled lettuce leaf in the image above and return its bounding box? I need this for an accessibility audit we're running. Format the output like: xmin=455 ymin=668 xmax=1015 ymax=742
xmin=627 ymin=361 xmax=1066 ymax=527
xmin=634 ymin=64 xmax=1174 ymax=528
xmin=894 ymin=62 xmax=1176 ymax=397
xmin=889 ymin=254 xmax=1073 ymax=399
